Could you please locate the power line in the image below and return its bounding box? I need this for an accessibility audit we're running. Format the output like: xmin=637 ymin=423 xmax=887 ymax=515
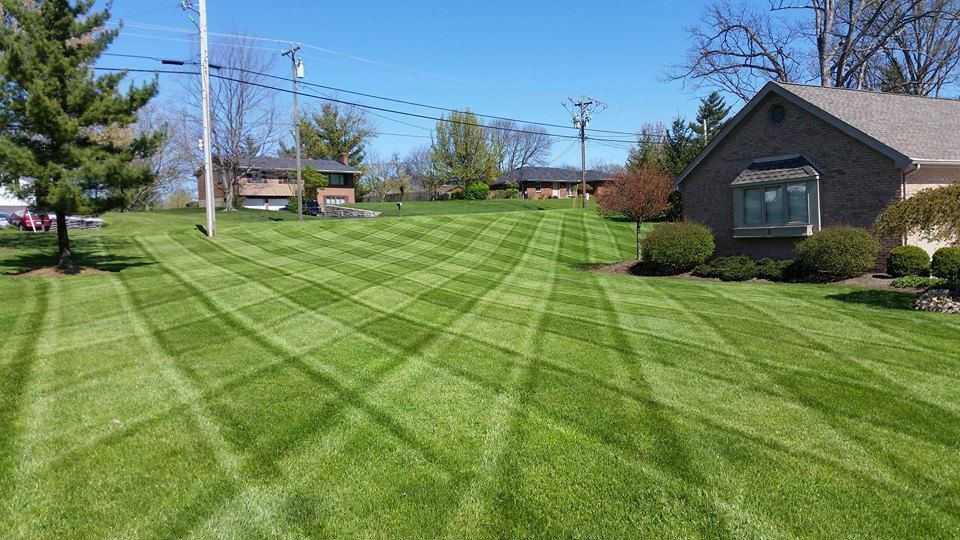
xmin=94 ymin=66 xmax=645 ymax=145
xmin=101 ymin=52 xmax=647 ymax=140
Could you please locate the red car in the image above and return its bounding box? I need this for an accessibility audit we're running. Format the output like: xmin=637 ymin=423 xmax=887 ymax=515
xmin=9 ymin=210 xmax=52 ymax=231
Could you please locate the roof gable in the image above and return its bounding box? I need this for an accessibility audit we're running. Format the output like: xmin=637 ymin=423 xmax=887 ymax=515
xmin=674 ymin=81 xmax=960 ymax=189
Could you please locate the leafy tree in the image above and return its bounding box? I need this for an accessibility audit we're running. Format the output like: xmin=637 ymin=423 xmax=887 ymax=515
xmin=284 ymin=103 xmax=375 ymax=166
xmin=301 ymin=167 xmax=329 ymax=201
xmin=595 ymin=165 xmax=674 ymax=259
xmin=663 ymin=116 xmax=700 ymax=177
xmin=0 ymin=0 xmax=159 ymax=271
xmin=874 ymin=183 xmax=960 ymax=245
xmin=689 ymin=91 xmax=730 ymax=145
xmin=429 ymin=110 xmax=499 ymax=187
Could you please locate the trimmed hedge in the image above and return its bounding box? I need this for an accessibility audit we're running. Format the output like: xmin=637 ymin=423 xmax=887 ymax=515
xmin=932 ymin=247 xmax=960 ymax=279
xmin=693 ymin=256 xmax=758 ymax=281
xmin=886 ymin=245 xmax=930 ymax=277
xmin=796 ymin=226 xmax=880 ymax=279
xmin=756 ymin=258 xmax=793 ymax=281
xmin=641 ymin=222 xmax=714 ymax=273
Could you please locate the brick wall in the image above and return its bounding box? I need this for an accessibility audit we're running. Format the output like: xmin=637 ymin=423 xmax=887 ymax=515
xmin=680 ymin=93 xmax=903 ymax=261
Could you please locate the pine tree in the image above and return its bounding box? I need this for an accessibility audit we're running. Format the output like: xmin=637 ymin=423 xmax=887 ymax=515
xmin=626 ymin=122 xmax=667 ymax=172
xmin=283 ymin=103 xmax=375 ymax=166
xmin=663 ymin=116 xmax=700 ymax=177
xmin=689 ymin=91 xmax=731 ymax=145
xmin=0 ymin=1 xmax=159 ymax=271
xmin=429 ymin=110 xmax=499 ymax=187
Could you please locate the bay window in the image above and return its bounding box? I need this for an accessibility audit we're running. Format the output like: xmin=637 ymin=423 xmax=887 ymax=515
xmin=733 ymin=179 xmax=820 ymax=238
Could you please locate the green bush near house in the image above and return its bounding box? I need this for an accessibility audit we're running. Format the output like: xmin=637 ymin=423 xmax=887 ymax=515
xmin=931 ymin=247 xmax=960 ymax=279
xmin=890 ymin=275 xmax=947 ymax=289
xmin=461 ymin=182 xmax=490 ymax=200
xmin=795 ymin=226 xmax=880 ymax=280
xmin=756 ymin=258 xmax=793 ymax=281
xmin=641 ymin=221 xmax=714 ymax=273
xmin=886 ymin=245 xmax=930 ymax=277
xmin=693 ymin=256 xmax=759 ymax=281
xmin=503 ymin=187 xmax=520 ymax=199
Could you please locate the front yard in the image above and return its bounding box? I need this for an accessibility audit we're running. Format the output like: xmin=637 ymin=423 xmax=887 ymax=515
xmin=1 ymin=206 xmax=958 ymax=537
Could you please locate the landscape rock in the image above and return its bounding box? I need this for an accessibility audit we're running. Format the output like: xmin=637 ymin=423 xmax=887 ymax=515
xmin=915 ymin=289 xmax=960 ymax=314
xmin=320 ymin=205 xmax=380 ymax=219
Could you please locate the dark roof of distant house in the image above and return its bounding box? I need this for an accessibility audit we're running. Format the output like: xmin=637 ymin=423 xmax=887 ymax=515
xmin=496 ymin=166 xmax=614 ymax=185
xmin=212 ymin=156 xmax=361 ymax=174
xmin=731 ymin=154 xmax=820 ymax=186
xmin=675 ymin=81 xmax=960 ymax=188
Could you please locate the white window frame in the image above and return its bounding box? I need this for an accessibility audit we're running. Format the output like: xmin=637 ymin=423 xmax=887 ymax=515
xmin=732 ymin=177 xmax=821 ymax=238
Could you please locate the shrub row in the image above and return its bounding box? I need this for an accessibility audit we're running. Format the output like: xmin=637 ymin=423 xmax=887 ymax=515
xmin=639 ymin=220 xmax=958 ymax=285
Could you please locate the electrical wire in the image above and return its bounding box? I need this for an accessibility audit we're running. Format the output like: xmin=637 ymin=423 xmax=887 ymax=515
xmin=101 ymin=52 xmax=648 ymax=140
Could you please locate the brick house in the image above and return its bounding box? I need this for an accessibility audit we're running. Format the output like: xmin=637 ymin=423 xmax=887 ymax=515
xmin=495 ymin=166 xmax=612 ymax=199
xmin=197 ymin=154 xmax=361 ymax=211
xmin=675 ymin=81 xmax=960 ymax=260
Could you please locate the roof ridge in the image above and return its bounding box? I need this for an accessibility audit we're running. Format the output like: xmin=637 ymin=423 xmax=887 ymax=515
xmin=774 ymin=81 xmax=960 ymax=105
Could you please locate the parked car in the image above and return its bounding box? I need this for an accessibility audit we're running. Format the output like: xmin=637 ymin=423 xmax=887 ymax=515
xmin=286 ymin=200 xmax=321 ymax=216
xmin=9 ymin=210 xmax=52 ymax=231
xmin=0 ymin=213 xmax=9 ymax=227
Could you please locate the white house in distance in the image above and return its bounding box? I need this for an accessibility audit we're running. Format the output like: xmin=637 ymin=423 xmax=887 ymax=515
xmin=0 ymin=180 xmax=31 ymax=213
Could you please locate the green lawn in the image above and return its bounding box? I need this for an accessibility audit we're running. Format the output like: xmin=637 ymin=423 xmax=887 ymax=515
xmin=1 ymin=205 xmax=958 ymax=538
xmin=350 ymin=197 xmax=582 ymax=217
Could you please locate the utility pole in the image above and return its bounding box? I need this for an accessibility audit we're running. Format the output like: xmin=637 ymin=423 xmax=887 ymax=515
xmin=565 ymin=96 xmax=605 ymax=208
xmin=282 ymin=44 xmax=304 ymax=221
xmin=181 ymin=0 xmax=216 ymax=237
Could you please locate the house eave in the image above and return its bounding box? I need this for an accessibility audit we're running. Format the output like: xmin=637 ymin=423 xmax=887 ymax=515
xmin=673 ymin=81 xmax=913 ymax=190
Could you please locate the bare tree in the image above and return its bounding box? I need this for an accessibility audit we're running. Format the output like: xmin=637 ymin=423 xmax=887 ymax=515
xmin=667 ymin=0 xmax=958 ymax=99
xmin=128 ymin=100 xmax=195 ymax=210
xmin=486 ymin=119 xmax=553 ymax=174
xmin=179 ymin=28 xmax=278 ymax=210
xmin=403 ymin=145 xmax=444 ymax=197
xmin=667 ymin=1 xmax=803 ymax=100
xmin=881 ymin=0 xmax=960 ymax=95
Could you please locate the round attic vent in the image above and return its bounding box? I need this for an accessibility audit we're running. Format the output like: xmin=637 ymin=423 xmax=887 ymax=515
xmin=768 ymin=104 xmax=786 ymax=125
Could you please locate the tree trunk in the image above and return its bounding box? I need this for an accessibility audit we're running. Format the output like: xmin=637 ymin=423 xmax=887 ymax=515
xmin=636 ymin=220 xmax=642 ymax=261
xmin=56 ymin=210 xmax=74 ymax=273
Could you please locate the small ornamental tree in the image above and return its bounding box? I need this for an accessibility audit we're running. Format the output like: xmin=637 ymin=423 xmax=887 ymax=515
xmin=595 ymin=165 xmax=673 ymax=259
xmin=874 ymin=183 xmax=960 ymax=246
xmin=302 ymin=167 xmax=329 ymax=202
xmin=0 ymin=1 xmax=159 ymax=271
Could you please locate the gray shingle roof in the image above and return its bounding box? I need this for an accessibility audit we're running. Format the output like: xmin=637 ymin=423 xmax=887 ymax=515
xmin=777 ymin=82 xmax=960 ymax=163
xmin=219 ymin=156 xmax=361 ymax=173
xmin=496 ymin=166 xmax=613 ymax=185
xmin=731 ymin=154 xmax=820 ymax=186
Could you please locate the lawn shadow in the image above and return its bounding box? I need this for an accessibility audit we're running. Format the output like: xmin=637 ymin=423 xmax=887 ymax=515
xmin=1 ymin=234 xmax=153 ymax=275
xmin=826 ymin=289 xmax=917 ymax=310
xmin=195 ymin=224 xmax=208 ymax=235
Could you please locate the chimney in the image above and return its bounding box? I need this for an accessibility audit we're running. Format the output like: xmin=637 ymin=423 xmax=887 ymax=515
xmin=338 ymin=151 xmax=349 ymax=165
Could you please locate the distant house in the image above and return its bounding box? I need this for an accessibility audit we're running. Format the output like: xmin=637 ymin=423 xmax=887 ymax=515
xmin=197 ymin=153 xmax=361 ymax=210
xmin=675 ymin=81 xmax=960 ymax=260
xmin=495 ymin=166 xmax=613 ymax=199
xmin=0 ymin=179 xmax=31 ymax=213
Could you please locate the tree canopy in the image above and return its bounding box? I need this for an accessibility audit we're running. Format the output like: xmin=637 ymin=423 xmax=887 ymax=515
xmin=285 ymin=103 xmax=376 ymax=166
xmin=0 ymin=0 xmax=159 ymax=270
xmin=429 ymin=110 xmax=499 ymax=187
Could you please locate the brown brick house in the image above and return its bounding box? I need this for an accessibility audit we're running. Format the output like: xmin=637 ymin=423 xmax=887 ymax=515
xmin=495 ymin=166 xmax=612 ymax=199
xmin=197 ymin=154 xmax=361 ymax=210
xmin=675 ymin=81 xmax=960 ymax=260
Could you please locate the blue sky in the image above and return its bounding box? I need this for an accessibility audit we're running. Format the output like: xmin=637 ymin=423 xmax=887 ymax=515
xmin=103 ymin=0 xmax=719 ymax=166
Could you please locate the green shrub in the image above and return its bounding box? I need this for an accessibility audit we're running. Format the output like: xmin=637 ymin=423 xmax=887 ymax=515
xmin=693 ymin=256 xmax=759 ymax=281
xmin=641 ymin=222 xmax=714 ymax=273
xmin=890 ymin=275 xmax=947 ymax=289
xmin=503 ymin=187 xmax=520 ymax=199
xmin=461 ymin=182 xmax=490 ymax=200
xmin=931 ymin=247 xmax=960 ymax=279
xmin=886 ymin=245 xmax=930 ymax=277
xmin=755 ymin=258 xmax=793 ymax=281
xmin=795 ymin=226 xmax=880 ymax=279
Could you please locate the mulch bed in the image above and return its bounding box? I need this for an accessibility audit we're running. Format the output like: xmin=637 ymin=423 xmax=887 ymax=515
xmin=587 ymin=260 xmax=919 ymax=291
xmin=10 ymin=266 xmax=109 ymax=277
